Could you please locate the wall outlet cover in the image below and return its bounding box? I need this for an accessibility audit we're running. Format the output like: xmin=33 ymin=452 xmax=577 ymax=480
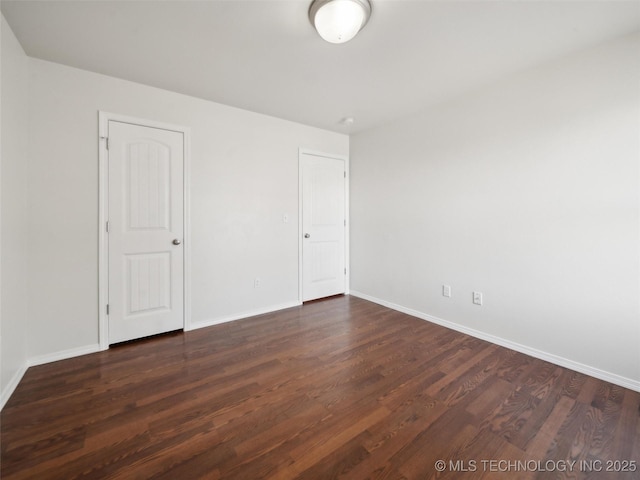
xmin=473 ymin=291 xmax=483 ymax=305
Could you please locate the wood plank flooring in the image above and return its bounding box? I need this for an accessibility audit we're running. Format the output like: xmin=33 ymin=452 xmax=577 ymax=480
xmin=2 ymin=295 xmax=639 ymax=479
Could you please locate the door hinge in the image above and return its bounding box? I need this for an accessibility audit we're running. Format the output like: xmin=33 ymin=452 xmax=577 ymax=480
xmin=344 ymin=268 xmax=347 ymax=275
xmin=344 ymin=219 xmax=346 ymax=226
xmin=105 ymin=221 xmax=110 ymax=233
xmin=106 ymin=304 xmax=109 ymax=315
xmin=344 ymin=171 xmax=346 ymax=178
xmin=105 ymin=137 xmax=109 ymax=150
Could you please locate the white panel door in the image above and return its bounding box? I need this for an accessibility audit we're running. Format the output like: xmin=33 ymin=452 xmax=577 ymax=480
xmin=301 ymin=153 xmax=346 ymax=301
xmin=108 ymin=121 xmax=184 ymax=344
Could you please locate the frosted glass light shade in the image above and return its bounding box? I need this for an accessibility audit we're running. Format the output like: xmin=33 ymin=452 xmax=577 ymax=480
xmin=309 ymin=0 xmax=372 ymax=44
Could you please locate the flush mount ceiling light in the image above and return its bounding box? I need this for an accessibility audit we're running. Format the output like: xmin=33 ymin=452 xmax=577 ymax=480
xmin=309 ymin=0 xmax=372 ymax=44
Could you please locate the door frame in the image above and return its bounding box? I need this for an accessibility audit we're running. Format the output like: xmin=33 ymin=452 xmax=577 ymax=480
xmin=298 ymin=148 xmax=350 ymax=303
xmin=98 ymin=111 xmax=191 ymax=350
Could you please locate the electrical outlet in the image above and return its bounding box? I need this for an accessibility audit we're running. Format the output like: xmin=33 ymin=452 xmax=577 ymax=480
xmin=254 ymin=277 xmax=261 ymax=288
xmin=443 ymin=285 xmax=451 ymax=297
xmin=473 ymin=291 xmax=483 ymax=306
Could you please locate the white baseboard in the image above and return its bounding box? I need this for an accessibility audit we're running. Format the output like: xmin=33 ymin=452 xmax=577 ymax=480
xmin=186 ymin=300 xmax=302 ymax=331
xmin=350 ymin=290 xmax=640 ymax=393
xmin=0 ymin=300 xmax=302 ymax=410
xmin=1 ymin=363 xmax=28 ymax=410
xmin=28 ymin=344 xmax=101 ymax=368
xmin=3 ymin=300 xmax=301 ymax=410
xmin=1 ymin=344 xmax=102 ymax=410
xmin=5 ymin=293 xmax=635 ymax=412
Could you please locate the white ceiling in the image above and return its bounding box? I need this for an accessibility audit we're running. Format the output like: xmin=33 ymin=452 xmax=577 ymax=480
xmin=2 ymin=0 xmax=639 ymax=133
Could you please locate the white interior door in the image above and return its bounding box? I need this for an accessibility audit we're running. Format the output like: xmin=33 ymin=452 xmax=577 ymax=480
xmin=301 ymin=153 xmax=346 ymax=301
xmin=108 ymin=121 xmax=184 ymax=344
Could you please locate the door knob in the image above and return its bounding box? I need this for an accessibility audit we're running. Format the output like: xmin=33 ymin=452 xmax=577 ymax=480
xmin=172 ymin=239 xmax=182 ymax=245
xmin=304 ymin=233 xmax=310 ymax=238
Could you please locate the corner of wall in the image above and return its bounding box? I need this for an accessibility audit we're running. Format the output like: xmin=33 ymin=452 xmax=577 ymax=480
xmin=1 ymin=13 xmax=31 ymax=410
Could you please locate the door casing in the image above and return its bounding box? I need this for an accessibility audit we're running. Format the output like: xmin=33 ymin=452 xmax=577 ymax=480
xmin=98 ymin=112 xmax=191 ymax=350
xmin=298 ymin=148 xmax=350 ymax=303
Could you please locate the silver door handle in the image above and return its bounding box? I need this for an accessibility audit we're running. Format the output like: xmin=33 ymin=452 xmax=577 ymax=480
xmin=172 ymin=239 xmax=182 ymax=245
xmin=304 ymin=233 xmax=310 ymax=238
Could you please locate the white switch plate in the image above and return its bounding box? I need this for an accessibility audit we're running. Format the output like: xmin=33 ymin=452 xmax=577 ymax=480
xmin=283 ymin=214 xmax=289 ymax=223
xmin=443 ymin=285 xmax=451 ymax=297
xmin=473 ymin=291 xmax=483 ymax=305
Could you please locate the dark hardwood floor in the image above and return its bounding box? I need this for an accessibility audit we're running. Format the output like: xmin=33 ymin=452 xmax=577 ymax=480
xmin=2 ymin=295 xmax=639 ymax=479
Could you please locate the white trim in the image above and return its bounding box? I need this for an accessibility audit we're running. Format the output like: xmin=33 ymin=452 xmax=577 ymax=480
xmin=0 ymin=364 xmax=28 ymax=411
xmin=298 ymin=152 xmax=304 ymax=302
xmin=349 ymin=290 xmax=640 ymax=393
xmin=98 ymin=111 xmax=191 ymax=348
xmin=345 ymin=158 xmax=350 ymax=296
xmin=298 ymin=148 xmax=350 ymax=303
xmin=98 ymin=112 xmax=109 ymax=350
xmin=28 ymin=344 xmax=101 ymax=368
xmin=186 ymin=301 xmax=302 ymax=331
xmin=2 ymin=342 xmax=105 ymax=409
xmin=182 ymin=125 xmax=193 ymax=331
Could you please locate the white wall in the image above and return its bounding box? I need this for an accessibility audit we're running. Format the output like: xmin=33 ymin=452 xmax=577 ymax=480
xmin=27 ymin=58 xmax=348 ymax=361
xmin=350 ymin=33 xmax=640 ymax=388
xmin=1 ymin=15 xmax=29 ymax=405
